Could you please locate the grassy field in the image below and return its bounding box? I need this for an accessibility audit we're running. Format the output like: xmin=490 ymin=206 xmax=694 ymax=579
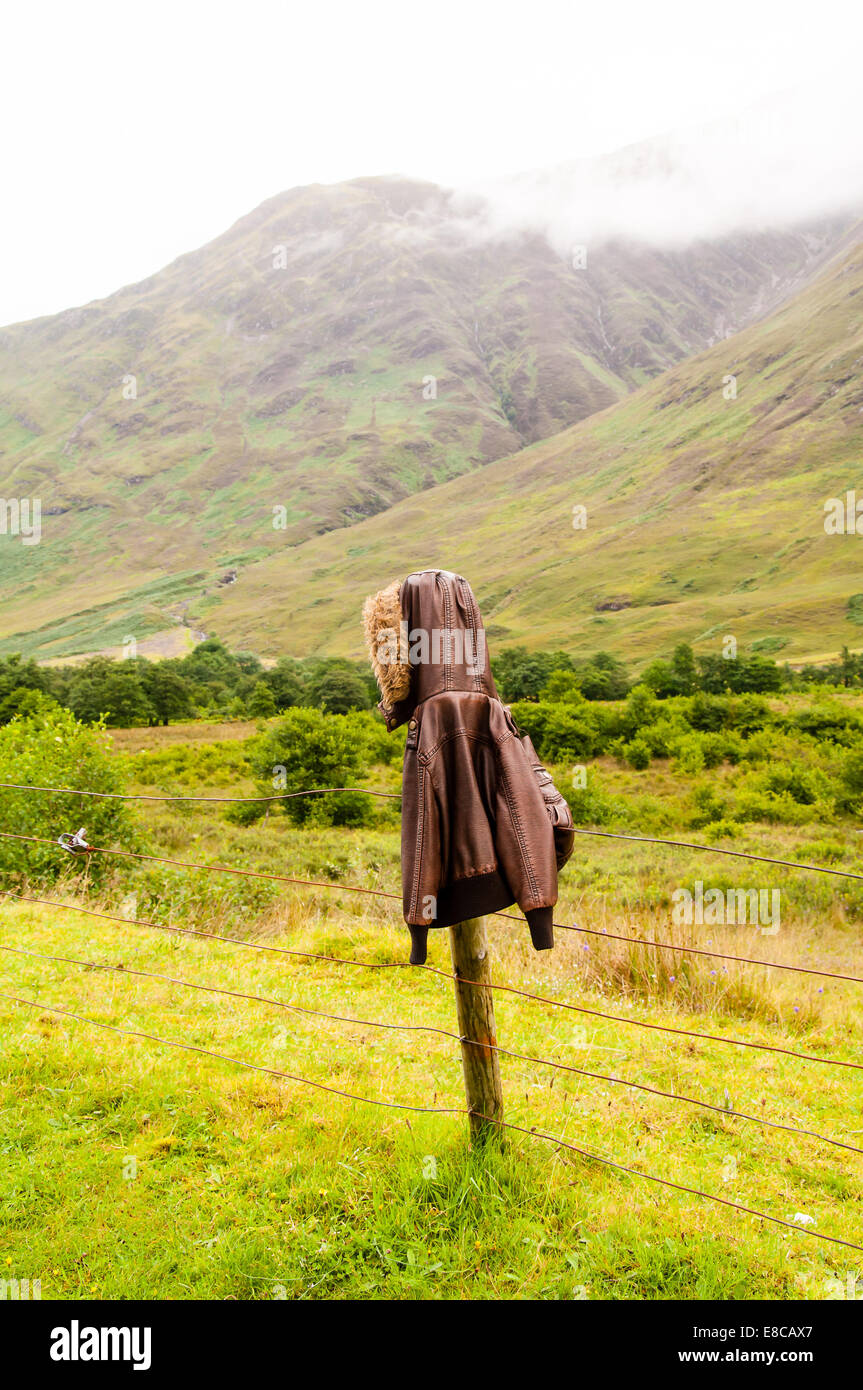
xmin=2 ymin=713 xmax=863 ymax=1300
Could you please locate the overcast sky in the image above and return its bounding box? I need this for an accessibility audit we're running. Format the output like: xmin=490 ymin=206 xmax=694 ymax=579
xmin=2 ymin=0 xmax=862 ymax=326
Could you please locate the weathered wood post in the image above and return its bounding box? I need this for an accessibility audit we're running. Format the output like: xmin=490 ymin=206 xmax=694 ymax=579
xmin=447 ymin=916 xmax=505 ymax=1145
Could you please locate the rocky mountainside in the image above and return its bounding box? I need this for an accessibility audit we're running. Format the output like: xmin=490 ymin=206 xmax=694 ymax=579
xmin=0 ymin=172 xmax=859 ymax=660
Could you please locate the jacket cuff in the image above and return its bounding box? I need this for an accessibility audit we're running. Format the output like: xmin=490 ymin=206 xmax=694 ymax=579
xmin=408 ymin=925 xmax=429 ymax=965
xmin=526 ymin=907 xmax=554 ymax=951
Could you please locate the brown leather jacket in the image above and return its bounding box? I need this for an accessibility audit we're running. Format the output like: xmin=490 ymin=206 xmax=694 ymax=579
xmin=363 ymin=569 xmax=573 ymax=963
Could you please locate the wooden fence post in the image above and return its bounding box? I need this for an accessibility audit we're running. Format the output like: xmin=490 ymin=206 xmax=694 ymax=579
xmin=447 ymin=916 xmax=504 ymax=1145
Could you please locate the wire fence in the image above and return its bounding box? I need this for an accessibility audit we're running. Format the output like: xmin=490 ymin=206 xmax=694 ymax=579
xmin=2 ymin=777 xmax=863 ymax=1256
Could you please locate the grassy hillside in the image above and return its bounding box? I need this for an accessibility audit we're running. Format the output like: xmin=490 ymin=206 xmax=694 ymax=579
xmin=0 ymin=173 xmax=855 ymax=660
xmin=180 ymin=227 xmax=863 ymax=668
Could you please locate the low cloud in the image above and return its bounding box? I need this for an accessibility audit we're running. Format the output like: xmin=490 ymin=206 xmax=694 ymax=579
xmin=443 ymin=84 xmax=863 ymax=251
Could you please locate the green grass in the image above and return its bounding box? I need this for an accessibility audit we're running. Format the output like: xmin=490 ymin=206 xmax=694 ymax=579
xmin=2 ymin=716 xmax=863 ymax=1299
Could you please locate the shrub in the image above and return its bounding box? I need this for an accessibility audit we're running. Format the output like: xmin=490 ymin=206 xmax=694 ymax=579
xmin=698 ymin=731 xmax=737 ymax=768
xmin=793 ymin=700 xmax=863 ymax=746
xmin=562 ymin=769 xmax=622 ymax=826
xmin=687 ymin=692 xmax=731 ymax=732
xmin=539 ymin=670 xmax=586 ymax=704
xmin=510 ymin=701 xmax=600 ymax=760
xmin=727 ymin=694 xmax=771 ymax=736
xmin=624 ymin=737 xmax=651 ymax=770
xmin=640 ymin=713 xmax=690 ymax=758
xmin=689 ymin=784 xmax=727 ymax=827
xmin=249 ymin=708 xmax=375 ymax=826
xmin=757 ymin=764 xmax=825 ymax=806
xmin=672 ymin=734 xmax=705 ymax=775
xmin=0 ymin=705 xmax=137 ymax=886
xmin=840 ymin=747 xmax=863 ymax=810
xmin=129 ymin=741 xmax=251 ymax=788
xmin=621 ymin=684 xmax=658 ymax=737
xmin=248 ymin=680 xmax=278 ymax=718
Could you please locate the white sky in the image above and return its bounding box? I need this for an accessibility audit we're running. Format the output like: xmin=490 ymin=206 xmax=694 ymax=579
xmin=1 ymin=0 xmax=862 ymax=326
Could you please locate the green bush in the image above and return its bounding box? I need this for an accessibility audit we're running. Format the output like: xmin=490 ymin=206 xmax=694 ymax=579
xmin=248 ymin=681 xmax=277 ymax=718
xmin=792 ymin=700 xmax=863 ymax=746
xmin=840 ymin=747 xmax=863 ymax=810
xmin=622 ymin=684 xmax=658 ymax=738
xmin=562 ymin=768 xmax=623 ymax=826
xmin=672 ymin=733 xmax=705 ymax=775
xmin=248 ymin=708 xmax=376 ymax=826
xmin=129 ymin=741 xmax=251 ymax=788
xmin=640 ymin=713 xmax=690 ymax=758
xmin=686 ymin=692 xmax=730 ymax=731
xmin=672 ymin=729 xmax=739 ymax=770
xmin=0 ymin=705 xmax=138 ymax=886
xmin=510 ymin=701 xmax=601 ymax=760
xmin=624 ymin=737 xmax=651 ymax=770
xmin=689 ymin=783 xmax=727 ymax=827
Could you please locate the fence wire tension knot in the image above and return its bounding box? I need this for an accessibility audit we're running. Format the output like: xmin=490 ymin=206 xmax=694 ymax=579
xmin=57 ymin=827 xmax=92 ymax=855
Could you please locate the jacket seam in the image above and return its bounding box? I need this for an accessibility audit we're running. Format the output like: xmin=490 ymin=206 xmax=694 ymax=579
xmin=419 ymin=727 xmax=495 ymax=763
xmin=408 ymin=762 xmax=426 ymax=922
xmin=446 ymin=865 xmax=499 ymax=882
xmin=497 ymin=755 xmax=542 ymax=906
xmin=469 ymin=582 xmax=484 ymax=694
xmin=442 ymin=575 xmax=453 ymax=692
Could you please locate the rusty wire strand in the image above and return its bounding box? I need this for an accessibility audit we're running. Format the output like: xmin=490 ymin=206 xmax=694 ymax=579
xmin=3 ymin=829 xmax=862 ymax=986
xmin=4 ymin=937 xmax=860 ymax=1156
xmin=1 ymin=985 xmax=860 ymax=1254
xmin=4 ymin=888 xmax=861 ymax=1071
xmin=0 ymin=781 xmax=400 ymax=802
xmin=3 ymin=783 xmax=863 ymax=879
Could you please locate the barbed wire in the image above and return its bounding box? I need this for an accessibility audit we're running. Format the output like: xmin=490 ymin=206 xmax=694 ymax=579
xmin=2 ymin=984 xmax=861 ymax=1254
xmin=2 ymin=779 xmax=863 ymax=880
xmin=3 ymin=829 xmax=862 ymax=986
xmin=4 ymin=888 xmax=860 ymax=1071
xmin=1 ymin=889 xmax=411 ymax=969
xmin=0 ymin=987 xmax=459 ymax=1114
xmin=488 ymin=1118 xmax=863 ymax=1253
xmin=0 ymin=940 xmax=458 ymax=1041
xmin=543 ymin=919 xmax=863 ymax=985
xmin=4 ymin=937 xmax=860 ymax=1156
xmin=4 ymin=768 xmax=863 ymax=1264
xmin=0 ymin=831 xmax=402 ymax=902
xmin=568 ymin=826 xmax=863 ymax=883
xmin=0 ymin=781 xmax=400 ymax=803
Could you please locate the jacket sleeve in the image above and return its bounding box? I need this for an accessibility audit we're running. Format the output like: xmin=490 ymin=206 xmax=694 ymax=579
xmin=493 ymin=721 xmax=558 ymax=951
xmin=400 ymin=746 xmax=444 ymax=964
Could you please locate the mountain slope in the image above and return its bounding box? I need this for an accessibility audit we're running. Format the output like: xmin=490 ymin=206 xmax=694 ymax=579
xmin=0 ymin=174 xmax=857 ymax=658
xmin=179 ymin=229 xmax=863 ymax=667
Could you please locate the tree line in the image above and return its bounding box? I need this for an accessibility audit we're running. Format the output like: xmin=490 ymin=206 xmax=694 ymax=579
xmin=0 ymin=641 xmax=379 ymax=727
xmin=0 ymin=636 xmax=860 ymax=728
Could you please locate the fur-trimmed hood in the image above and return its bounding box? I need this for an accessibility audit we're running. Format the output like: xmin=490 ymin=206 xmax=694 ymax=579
xmin=362 ymin=569 xmax=499 ymax=729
